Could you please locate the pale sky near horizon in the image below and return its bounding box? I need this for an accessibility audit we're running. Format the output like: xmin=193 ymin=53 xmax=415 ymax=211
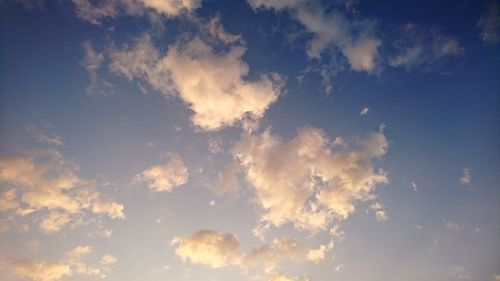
xmin=0 ymin=0 xmax=499 ymax=281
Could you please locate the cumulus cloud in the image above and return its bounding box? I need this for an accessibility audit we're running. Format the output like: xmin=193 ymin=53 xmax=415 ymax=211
xmin=171 ymin=229 xmax=324 ymax=274
xmin=5 ymin=258 xmax=71 ymax=281
xmin=477 ymin=1 xmax=500 ymax=44
xmin=306 ymin=241 xmax=333 ymax=264
xmin=0 ymin=148 xmax=124 ymax=233
xmin=232 ymin=127 xmax=389 ymax=233
xmin=389 ymin=23 xmax=463 ymax=70
xmin=248 ymin=0 xmax=381 ymax=72
xmin=134 ymin=152 xmax=189 ymax=192
xmin=109 ymin=30 xmax=283 ymax=131
xmin=3 ymin=245 xmax=118 ymax=281
xmin=171 ymin=229 xmax=243 ymax=268
xmin=245 ymin=237 xmax=307 ymax=273
xmin=72 ymin=0 xmax=202 ymax=25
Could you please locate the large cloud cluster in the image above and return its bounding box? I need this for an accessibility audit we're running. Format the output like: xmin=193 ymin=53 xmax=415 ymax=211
xmin=0 ymin=148 xmax=124 ymax=233
xmin=109 ymin=32 xmax=283 ymax=131
xmin=232 ymin=127 xmax=389 ymax=232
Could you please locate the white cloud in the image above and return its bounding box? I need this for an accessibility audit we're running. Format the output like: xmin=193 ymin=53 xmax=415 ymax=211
xmin=370 ymin=202 xmax=388 ymax=221
xmin=460 ymin=168 xmax=471 ymax=185
xmin=306 ymin=241 xmax=333 ymax=264
xmin=248 ymin=0 xmax=381 ymax=72
xmin=72 ymin=0 xmax=202 ymax=25
xmin=409 ymin=181 xmax=418 ymax=192
xmin=478 ymin=1 xmax=500 ymax=44
xmin=99 ymin=254 xmax=117 ymax=266
xmin=245 ymin=237 xmax=307 ymax=273
xmin=171 ymin=230 xmax=243 ymax=268
xmin=0 ymin=148 xmax=125 ymax=233
xmin=5 ymin=258 xmax=71 ymax=281
xmin=232 ymin=127 xmax=389 ymax=232
xmin=109 ymin=31 xmax=283 ymax=131
xmin=135 ymin=152 xmax=189 ymax=192
xmin=171 ymin=229 xmax=325 ymax=274
xmin=359 ymin=107 xmax=369 ymax=116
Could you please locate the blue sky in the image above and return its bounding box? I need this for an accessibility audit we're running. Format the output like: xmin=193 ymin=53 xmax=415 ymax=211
xmin=0 ymin=0 xmax=499 ymax=281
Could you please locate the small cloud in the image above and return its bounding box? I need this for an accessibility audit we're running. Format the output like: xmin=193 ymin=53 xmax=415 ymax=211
xmin=460 ymin=168 xmax=472 ymax=185
xmin=134 ymin=152 xmax=189 ymax=192
xmin=409 ymin=181 xmax=418 ymax=192
xmin=450 ymin=266 xmax=471 ymax=280
xmin=443 ymin=218 xmax=461 ymax=230
xmin=209 ymin=200 xmax=216 ymax=206
xmin=359 ymin=107 xmax=369 ymax=116
xmin=334 ymin=264 xmax=344 ymax=271
xmin=370 ymin=203 xmax=389 ymax=221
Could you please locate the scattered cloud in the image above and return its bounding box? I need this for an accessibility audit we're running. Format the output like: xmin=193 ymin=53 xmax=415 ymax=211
xmin=3 ymin=245 xmax=117 ymax=281
xmin=370 ymin=202 xmax=389 ymax=221
xmin=134 ymin=152 xmax=189 ymax=192
xmin=477 ymin=1 xmax=500 ymax=43
xmin=27 ymin=124 xmax=64 ymax=146
xmin=71 ymin=0 xmax=202 ymax=25
xmin=232 ymin=127 xmax=389 ymax=233
xmin=81 ymin=41 xmax=114 ymax=95
xmin=109 ymin=29 xmax=283 ymax=131
xmin=171 ymin=229 xmax=328 ymax=275
xmin=0 ymin=148 xmax=124 ymax=233
xmin=389 ymin=23 xmax=463 ymax=70
xmin=248 ymin=0 xmax=381 ymax=72
xmin=450 ymin=266 xmax=472 ymax=280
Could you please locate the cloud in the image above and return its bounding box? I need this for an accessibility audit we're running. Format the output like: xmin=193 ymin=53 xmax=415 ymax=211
xmin=171 ymin=229 xmax=243 ymax=268
xmin=443 ymin=218 xmax=461 ymax=230
xmin=245 ymin=237 xmax=307 ymax=273
xmin=477 ymin=1 xmax=500 ymax=44
xmin=100 ymin=254 xmax=117 ymax=266
xmin=27 ymin=124 xmax=64 ymax=146
xmin=359 ymin=107 xmax=369 ymax=116
xmin=409 ymin=181 xmax=418 ymax=192
xmin=0 ymin=148 xmax=124 ymax=233
xmin=81 ymin=41 xmax=114 ymax=95
xmin=369 ymin=202 xmax=388 ymax=221
xmin=0 ymin=188 xmax=18 ymax=211
xmin=460 ymin=167 xmax=471 ymax=185
xmin=232 ymin=127 xmax=389 ymax=232
xmin=248 ymin=0 xmax=381 ymax=72
xmin=134 ymin=152 xmax=189 ymax=192
xmin=5 ymin=258 xmax=71 ymax=281
xmin=71 ymin=0 xmax=202 ymax=25
xmin=171 ymin=230 xmax=325 ymax=276
xmin=389 ymin=23 xmax=463 ymax=70
xmin=450 ymin=266 xmax=471 ymax=280
xmin=109 ymin=30 xmax=283 ymax=131
xmin=3 ymin=245 xmax=118 ymax=281
xmin=306 ymin=241 xmax=333 ymax=264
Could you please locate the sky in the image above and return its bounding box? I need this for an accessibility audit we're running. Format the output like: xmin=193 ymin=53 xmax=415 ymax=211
xmin=0 ymin=0 xmax=499 ymax=281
